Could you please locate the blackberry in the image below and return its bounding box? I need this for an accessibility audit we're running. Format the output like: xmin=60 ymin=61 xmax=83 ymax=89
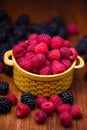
xmin=20 ymin=92 xmax=36 ymax=109
xmin=60 ymin=90 xmax=74 ymax=105
xmin=0 ymin=81 xmax=9 ymax=95
xmin=0 ymin=98 xmax=12 ymax=114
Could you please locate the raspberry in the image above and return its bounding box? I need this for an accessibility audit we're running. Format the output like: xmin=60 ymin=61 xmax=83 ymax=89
xmin=20 ymin=92 xmax=36 ymax=109
xmin=60 ymin=90 xmax=74 ymax=105
xmin=28 ymin=33 xmax=39 ymax=43
xmin=35 ymin=42 xmax=48 ymax=54
xmin=52 ymin=60 xmax=65 ymax=74
xmin=35 ymin=110 xmax=47 ymax=124
xmin=39 ymin=34 xmax=51 ymax=45
xmin=0 ymin=81 xmax=9 ymax=95
xmin=16 ymin=103 xmax=31 ymax=118
xmin=40 ymin=65 xmax=52 ymax=75
xmin=25 ymin=52 xmax=35 ymax=60
xmin=49 ymin=95 xmax=63 ymax=110
xmin=6 ymin=93 xmax=18 ymax=106
xmin=13 ymin=44 xmax=25 ymax=59
xmin=69 ymin=48 xmax=78 ymax=61
xmin=61 ymin=59 xmax=71 ymax=70
xmin=36 ymin=96 xmax=47 ymax=108
xmin=0 ymin=98 xmax=12 ymax=114
xmin=31 ymin=54 xmax=46 ymax=69
xmin=67 ymin=23 xmax=78 ymax=35
xmin=18 ymin=57 xmax=32 ymax=71
xmin=57 ymin=104 xmax=71 ymax=114
xmin=58 ymin=111 xmax=72 ymax=127
xmin=59 ymin=47 xmax=71 ymax=59
xmin=71 ymin=105 xmax=82 ymax=119
xmin=45 ymin=59 xmax=51 ymax=66
xmin=0 ymin=62 xmax=4 ymax=72
xmin=51 ymin=36 xmax=64 ymax=49
xmin=64 ymin=40 xmax=72 ymax=48
xmin=48 ymin=49 xmax=61 ymax=61
xmin=19 ymin=41 xmax=28 ymax=50
xmin=41 ymin=101 xmax=54 ymax=115
xmin=27 ymin=40 xmax=38 ymax=52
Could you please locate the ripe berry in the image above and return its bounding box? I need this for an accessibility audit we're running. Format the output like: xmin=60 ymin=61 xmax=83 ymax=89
xmin=40 ymin=65 xmax=52 ymax=75
xmin=28 ymin=33 xmax=39 ymax=43
xmin=51 ymin=36 xmax=64 ymax=49
xmin=35 ymin=110 xmax=47 ymax=124
xmin=52 ymin=60 xmax=65 ymax=74
xmin=41 ymin=101 xmax=54 ymax=115
xmin=36 ymin=96 xmax=47 ymax=108
xmin=59 ymin=47 xmax=71 ymax=59
xmin=0 ymin=81 xmax=9 ymax=95
xmin=6 ymin=93 xmax=18 ymax=106
xmin=64 ymin=40 xmax=72 ymax=48
xmin=16 ymin=103 xmax=31 ymax=118
xmin=21 ymin=92 xmax=36 ymax=109
xmin=60 ymin=90 xmax=74 ymax=105
xmin=57 ymin=104 xmax=71 ymax=114
xmin=61 ymin=59 xmax=71 ymax=70
xmin=67 ymin=23 xmax=78 ymax=35
xmin=58 ymin=111 xmax=72 ymax=127
xmin=69 ymin=47 xmax=78 ymax=61
xmin=27 ymin=40 xmax=38 ymax=52
xmin=0 ymin=98 xmax=12 ymax=114
xmin=39 ymin=34 xmax=51 ymax=45
xmin=49 ymin=95 xmax=63 ymax=110
xmin=71 ymin=105 xmax=82 ymax=119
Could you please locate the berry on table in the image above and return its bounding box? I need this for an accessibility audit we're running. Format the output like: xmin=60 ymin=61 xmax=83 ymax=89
xmin=71 ymin=105 xmax=82 ymax=119
xmin=0 ymin=81 xmax=9 ymax=95
xmin=57 ymin=104 xmax=71 ymax=114
xmin=0 ymin=97 xmax=12 ymax=114
xmin=36 ymin=96 xmax=47 ymax=108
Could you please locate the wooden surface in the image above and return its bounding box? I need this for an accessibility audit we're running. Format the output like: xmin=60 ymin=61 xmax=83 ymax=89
xmin=0 ymin=0 xmax=87 ymax=130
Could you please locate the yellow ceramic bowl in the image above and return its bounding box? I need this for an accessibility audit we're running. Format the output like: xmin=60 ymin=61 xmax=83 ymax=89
xmin=4 ymin=50 xmax=84 ymax=97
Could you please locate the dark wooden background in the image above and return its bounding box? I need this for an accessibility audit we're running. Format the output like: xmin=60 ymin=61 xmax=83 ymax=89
xmin=0 ymin=0 xmax=87 ymax=130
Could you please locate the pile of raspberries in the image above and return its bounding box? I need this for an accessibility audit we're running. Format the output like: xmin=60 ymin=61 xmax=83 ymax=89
xmin=13 ymin=33 xmax=78 ymax=75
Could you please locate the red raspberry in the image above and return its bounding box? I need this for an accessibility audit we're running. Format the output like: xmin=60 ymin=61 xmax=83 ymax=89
xmin=61 ymin=59 xmax=71 ymax=70
xmin=60 ymin=47 xmax=71 ymax=59
xmin=0 ymin=62 xmax=4 ymax=72
xmin=49 ymin=95 xmax=63 ymax=110
xmin=6 ymin=93 xmax=18 ymax=106
xmin=35 ymin=110 xmax=47 ymax=124
xmin=28 ymin=40 xmax=38 ymax=52
xmin=52 ymin=60 xmax=65 ymax=74
xmin=64 ymin=40 xmax=72 ymax=48
xmin=39 ymin=34 xmax=51 ymax=45
xmin=31 ymin=54 xmax=46 ymax=69
xmin=28 ymin=33 xmax=39 ymax=43
xmin=19 ymin=41 xmax=28 ymax=50
xmin=35 ymin=42 xmax=48 ymax=54
xmin=67 ymin=23 xmax=78 ymax=35
xmin=25 ymin=52 xmax=35 ymax=60
xmin=41 ymin=101 xmax=54 ymax=115
xmin=51 ymin=36 xmax=64 ymax=49
xmin=71 ymin=105 xmax=82 ymax=119
xmin=16 ymin=103 xmax=31 ymax=118
xmin=31 ymin=68 xmax=39 ymax=74
xmin=40 ymin=65 xmax=52 ymax=75
xmin=57 ymin=104 xmax=71 ymax=114
xmin=69 ymin=48 xmax=78 ymax=61
xmin=13 ymin=44 xmax=25 ymax=59
xmin=18 ymin=57 xmax=32 ymax=71
xmin=58 ymin=111 xmax=72 ymax=127
xmin=45 ymin=59 xmax=51 ymax=66
xmin=48 ymin=49 xmax=61 ymax=61
xmin=36 ymin=96 xmax=47 ymax=108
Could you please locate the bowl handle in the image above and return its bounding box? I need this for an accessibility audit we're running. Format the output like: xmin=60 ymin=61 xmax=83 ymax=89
xmin=74 ymin=56 xmax=84 ymax=69
xmin=4 ymin=50 xmax=13 ymax=66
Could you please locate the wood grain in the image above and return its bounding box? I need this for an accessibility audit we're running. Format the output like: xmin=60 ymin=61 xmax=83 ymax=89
xmin=0 ymin=0 xmax=87 ymax=130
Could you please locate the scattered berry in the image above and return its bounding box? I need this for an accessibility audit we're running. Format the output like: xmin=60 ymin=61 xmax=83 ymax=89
xmin=16 ymin=103 xmax=31 ymax=118
xmin=36 ymin=96 xmax=47 ymax=108
xmin=57 ymin=104 xmax=71 ymax=114
xmin=71 ymin=105 xmax=82 ymax=119
xmin=35 ymin=110 xmax=47 ymax=124
xmin=58 ymin=111 xmax=72 ymax=127
xmin=60 ymin=90 xmax=74 ymax=105
xmin=0 ymin=81 xmax=9 ymax=95
xmin=6 ymin=93 xmax=18 ymax=106
xmin=21 ymin=92 xmax=36 ymax=109
xmin=49 ymin=95 xmax=63 ymax=110
xmin=67 ymin=23 xmax=78 ymax=35
xmin=41 ymin=101 xmax=54 ymax=115
xmin=0 ymin=97 xmax=12 ymax=114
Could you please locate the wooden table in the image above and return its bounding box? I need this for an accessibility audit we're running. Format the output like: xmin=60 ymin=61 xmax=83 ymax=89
xmin=0 ymin=0 xmax=87 ymax=130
